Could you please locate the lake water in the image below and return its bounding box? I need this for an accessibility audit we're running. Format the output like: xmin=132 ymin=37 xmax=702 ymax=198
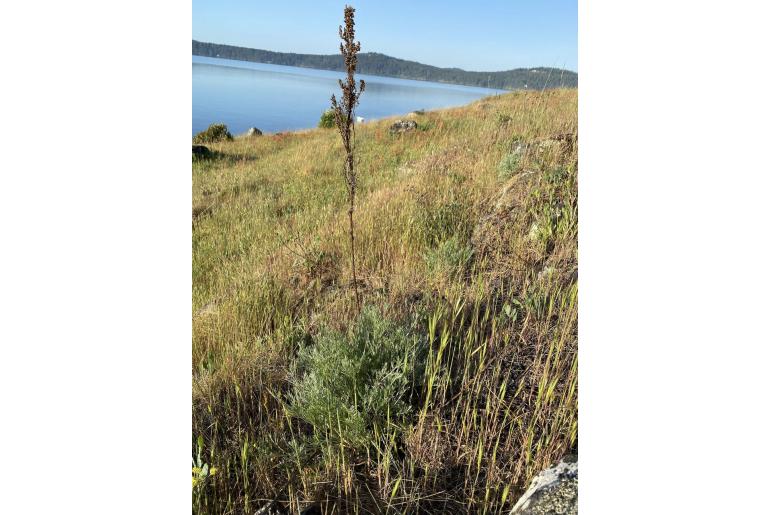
xmin=192 ymin=55 xmax=505 ymax=135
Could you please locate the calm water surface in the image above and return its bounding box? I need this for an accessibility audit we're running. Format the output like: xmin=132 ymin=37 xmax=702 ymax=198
xmin=193 ymin=56 xmax=505 ymax=135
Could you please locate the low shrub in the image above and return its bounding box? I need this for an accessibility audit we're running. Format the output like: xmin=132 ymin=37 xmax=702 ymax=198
xmin=289 ymin=307 xmax=424 ymax=450
xmin=193 ymin=123 xmax=233 ymax=144
xmin=497 ymin=151 xmax=522 ymax=179
xmin=318 ymin=109 xmax=336 ymax=129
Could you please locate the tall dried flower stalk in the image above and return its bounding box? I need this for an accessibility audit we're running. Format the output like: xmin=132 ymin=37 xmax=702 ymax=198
xmin=331 ymin=5 xmax=365 ymax=314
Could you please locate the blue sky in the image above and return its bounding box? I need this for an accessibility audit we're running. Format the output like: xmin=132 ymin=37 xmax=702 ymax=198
xmin=192 ymin=1 xmax=577 ymax=72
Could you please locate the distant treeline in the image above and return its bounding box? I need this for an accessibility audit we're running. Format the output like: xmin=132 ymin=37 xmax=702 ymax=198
xmin=193 ymin=40 xmax=577 ymax=90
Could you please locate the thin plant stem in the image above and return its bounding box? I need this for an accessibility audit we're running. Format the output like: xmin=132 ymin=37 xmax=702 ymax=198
xmin=331 ymin=5 xmax=365 ymax=315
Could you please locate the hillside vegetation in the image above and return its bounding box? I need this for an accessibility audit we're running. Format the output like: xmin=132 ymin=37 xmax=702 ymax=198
xmin=192 ymin=89 xmax=577 ymax=513
xmin=193 ymin=40 xmax=578 ymax=91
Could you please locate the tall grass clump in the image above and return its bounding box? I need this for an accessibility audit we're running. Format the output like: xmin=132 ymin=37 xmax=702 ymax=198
xmin=416 ymin=199 xmax=473 ymax=247
xmin=424 ymin=236 xmax=474 ymax=281
xmin=330 ymin=5 xmax=366 ymax=314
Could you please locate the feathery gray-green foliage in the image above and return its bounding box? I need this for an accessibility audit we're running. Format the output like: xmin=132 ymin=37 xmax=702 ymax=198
xmin=289 ymin=307 xmax=424 ymax=448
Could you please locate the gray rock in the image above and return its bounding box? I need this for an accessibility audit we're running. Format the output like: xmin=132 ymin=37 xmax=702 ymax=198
xmin=510 ymin=459 xmax=577 ymax=515
xmin=389 ymin=119 xmax=418 ymax=134
xmin=247 ymin=127 xmax=263 ymax=137
xmin=534 ymin=133 xmax=576 ymax=155
xmin=510 ymin=140 xmax=529 ymax=157
xmin=192 ymin=145 xmax=211 ymax=158
xmin=196 ymin=302 xmax=218 ymax=317
xmin=254 ymin=500 xmax=287 ymax=514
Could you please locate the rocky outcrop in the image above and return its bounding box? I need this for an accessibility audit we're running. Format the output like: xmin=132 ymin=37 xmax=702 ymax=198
xmin=510 ymin=459 xmax=577 ymax=514
xmin=471 ymin=171 xmax=531 ymax=256
xmin=389 ymin=119 xmax=418 ymax=134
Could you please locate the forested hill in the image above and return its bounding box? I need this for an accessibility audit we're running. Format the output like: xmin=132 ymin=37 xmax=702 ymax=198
xmin=192 ymin=40 xmax=577 ymax=90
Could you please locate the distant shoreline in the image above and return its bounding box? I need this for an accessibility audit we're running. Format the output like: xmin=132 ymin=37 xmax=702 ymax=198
xmin=193 ymin=55 xmax=508 ymax=96
xmin=192 ymin=40 xmax=578 ymax=91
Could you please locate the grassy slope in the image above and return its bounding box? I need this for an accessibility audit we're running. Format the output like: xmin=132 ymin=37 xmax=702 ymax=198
xmin=193 ymin=89 xmax=577 ymax=514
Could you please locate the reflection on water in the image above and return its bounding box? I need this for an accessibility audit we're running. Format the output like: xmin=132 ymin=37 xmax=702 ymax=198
xmin=193 ymin=56 xmax=504 ymax=135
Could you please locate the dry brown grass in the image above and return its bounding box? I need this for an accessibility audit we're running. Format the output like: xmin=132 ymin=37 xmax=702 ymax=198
xmin=193 ymin=88 xmax=577 ymax=514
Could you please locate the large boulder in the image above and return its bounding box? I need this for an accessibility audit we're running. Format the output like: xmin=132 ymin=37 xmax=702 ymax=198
xmin=247 ymin=127 xmax=263 ymax=137
xmin=510 ymin=459 xmax=578 ymax=514
xmin=192 ymin=145 xmax=211 ymax=158
xmin=389 ymin=119 xmax=418 ymax=134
